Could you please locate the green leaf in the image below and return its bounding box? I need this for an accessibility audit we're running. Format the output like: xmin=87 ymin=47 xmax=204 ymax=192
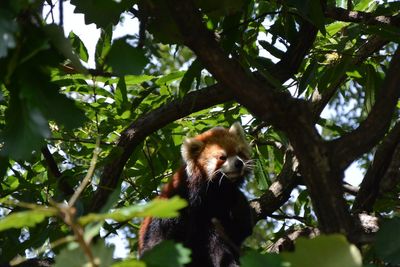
xmin=111 ymin=260 xmax=146 ymax=267
xmin=0 ymin=209 xmax=56 ymax=232
xmin=105 ymin=39 xmax=149 ymax=76
xmin=282 ymin=234 xmax=362 ymax=267
xmin=115 ymin=77 xmax=128 ymax=114
xmin=375 ymin=217 xmax=400 ymax=264
xmin=1 ymin=92 xmax=49 ymax=159
xmin=240 ymin=250 xmax=283 ymax=267
xmin=44 ymin=24 xmax=86 ymax=73
xmin=179 ymin=59 xmax=203 ymax=97
xmin=124 ymin=75 xmax=155 ymax=85
xmin=145 ymin=2 xmax=183 ymax=44
xmin=55 ymin=240 xmax=114 ymax=267
xmin=299 ymin=60 xmax=318 ymax=96
xmin=156 ymin=71 xmax=186 ymax=86
xmin=69 ymin=31 xmax=89 ymax=62
xmin=79 ymin=196 xmax=187 ymax=225
xmin=95 ymin=26 xmax=112 ymax=69
xmin=254 ymin=158 xmax=269 ymax=190
xmin=141 ymin=241 xmax=191 ymax=267
xmin=286 ymin=0 xmax=326 ymax=35
xmin=326 ymin=22 xmax=350 ymax=36
xmin=70 ymin=0 xmax=136 ymax=28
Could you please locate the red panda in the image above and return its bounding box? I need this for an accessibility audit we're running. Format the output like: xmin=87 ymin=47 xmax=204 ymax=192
xmin=138 ymin=122 xmax=254 ymax=267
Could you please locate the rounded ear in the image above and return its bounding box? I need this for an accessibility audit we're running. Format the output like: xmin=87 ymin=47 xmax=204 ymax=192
xmin=229 ymin=122 xmax=247 ymax=141
xmin=181 ymin=138 xmax=204 ymax=163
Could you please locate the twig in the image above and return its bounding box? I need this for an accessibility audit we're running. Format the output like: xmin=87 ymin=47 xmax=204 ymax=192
xmin=68 ymin=137 xmax=101 ymax=207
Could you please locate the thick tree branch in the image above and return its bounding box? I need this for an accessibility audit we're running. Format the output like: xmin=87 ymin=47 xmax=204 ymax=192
xmin=167 ymin=0 xmax=308 ymax=129
xmin=91 ymin=2 xmax=318 ymax=213
xmin=352 ymin=122 xmax=400 ymax=212
xmin=330 ymin=47 xmax=400 ymax=171
xmin=379 ymin=142 xmax=400 ymax=194
xmin=168 ymin=0 xmax=356 ymax=236
xmin=325 ymin=7 xmax=400 ymax=27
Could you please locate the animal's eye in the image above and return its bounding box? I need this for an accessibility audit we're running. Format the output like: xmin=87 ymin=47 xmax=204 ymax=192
xmin=219 ymin=155 xmax=227 ymax=161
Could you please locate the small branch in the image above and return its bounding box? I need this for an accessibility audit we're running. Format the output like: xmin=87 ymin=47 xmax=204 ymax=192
xmin=69 ymin=137 xmax=101 ymax=208
xmin=343 ymin=182 xmax=359 ymax=196
xmin=267 ymin=227 xmax=320 ymax=253
xmin=59 ymin=0 xmax=63 ymax=27
xmin=268 ymin=214 xmax=307 ymax=223
xmin=48 ymin=137 xmax=112 ymax=146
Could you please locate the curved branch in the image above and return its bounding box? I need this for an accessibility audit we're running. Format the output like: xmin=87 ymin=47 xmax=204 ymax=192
xmin=330 ymin=47 xmax=400 ymax=170
xmin=352 ymin=122 xmax=400 ymax=212
xmin=325 ymin=7 xmax=400 ymax=27
xmin=89 ymin=84 xmax=231 ymax=212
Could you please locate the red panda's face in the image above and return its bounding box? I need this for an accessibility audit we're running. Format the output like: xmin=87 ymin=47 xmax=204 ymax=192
xmin=181 ymin=122 xmax=252 ymax=182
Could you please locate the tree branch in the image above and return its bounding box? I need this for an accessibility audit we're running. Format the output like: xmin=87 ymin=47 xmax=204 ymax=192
xmin=250 ymin=152 xmax=300 ymax=221
xmin=91 ymin=2 xmax=319 ymax=213
xmin=168 ymin=0 xmax=357 ymax=236
xmin=352 ymin=122 xmax=400 ymax=212
xmin=325 ymin=7 xmax=400 ymax=27
xmin=330 ymin=47 xmax=400 ymax=171
xmin=89 ymin=84 xmax=231 ymax=212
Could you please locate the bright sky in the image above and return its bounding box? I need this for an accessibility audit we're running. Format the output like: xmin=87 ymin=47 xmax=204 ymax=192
xmin=43 ymin=0 xmax=364 ymax=259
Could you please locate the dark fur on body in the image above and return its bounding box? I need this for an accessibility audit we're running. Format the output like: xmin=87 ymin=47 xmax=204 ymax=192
xmin=139 ymin=166 xmax=253 ymax=267
xmin=138 ymin=123 xmax=254 ymax=267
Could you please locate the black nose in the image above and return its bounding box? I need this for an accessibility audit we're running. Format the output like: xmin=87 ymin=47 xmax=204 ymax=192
xmin=234 ymin=159 xmax=244 ymax=169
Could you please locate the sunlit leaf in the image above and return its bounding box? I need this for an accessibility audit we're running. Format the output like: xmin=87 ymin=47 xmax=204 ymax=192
xmin=0 ymin=209 xmax=57 ymax=232
xmin=156 ymin=71 xmax=186 ymax=86
xmin=240 ymin=250 xmax=282 ymax=267
xmin=141 ymin=241 xmax=191 ymax=267
xmin=282 ymin=234 xmax=362 ymax=267
xmin=55 ymin=240 xmax=114 ymax=267
xmin=79 ymin=196 xmax=187 ymax=225
xmin=112 ymin=260 xmax=146 ymax=267
xmin=69 ymin=31 xmax=89 ymax=62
